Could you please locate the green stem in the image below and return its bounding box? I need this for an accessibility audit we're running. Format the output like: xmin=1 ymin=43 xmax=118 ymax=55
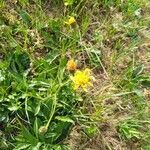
xmin=46 ymin=94 xmax=57 ymax=129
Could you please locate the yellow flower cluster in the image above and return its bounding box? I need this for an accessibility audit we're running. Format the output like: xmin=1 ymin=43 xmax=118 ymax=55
xmin=70 ymin=68 xmax=95 ymax=92
xmin=65 ymin=16 xmax=76 ymax=25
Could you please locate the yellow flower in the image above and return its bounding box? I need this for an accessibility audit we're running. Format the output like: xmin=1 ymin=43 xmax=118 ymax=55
xmin=70 ymin=68 xmax=95 ymax=91
xmin=65 ymin=16 xmax=76 ymax=25
xmin=67 ymin=59 xmax=77 ymax=71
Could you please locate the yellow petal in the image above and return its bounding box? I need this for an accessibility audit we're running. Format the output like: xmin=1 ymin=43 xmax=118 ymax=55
xmin=70 ymin=68 xmax=95 ymax=92
xmin=65 ymin=16 xmax=76 ymax=25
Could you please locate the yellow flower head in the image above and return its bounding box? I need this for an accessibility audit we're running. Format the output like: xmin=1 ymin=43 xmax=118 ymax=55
xmin=70 ymin=68 xmax=95 ymax=91
xmin=65 ymin=16 xmax=76 ymax=25
xmin=67 ymin=59 xmax=77 ymax=71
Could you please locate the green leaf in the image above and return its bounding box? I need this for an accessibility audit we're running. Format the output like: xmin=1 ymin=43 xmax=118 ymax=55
xmin=8 ymin=51 xmax=30 ymax=74
xmin=55 ymin=116 xmax=74 ymax=124
xmin=132 ymin=65 xmax=144 ymax=78
xmin=35 ymin=102 xmax=41 ymax=116
xmin=0 ymin=70 xmax=5 ymax=82
xmin=141 ymin=80 xmax=150 ymax=88
xmin=33 ymin=117 xmax=39 ymax=138
xmin=21 ymin=125 xmax=38 ymax=145
xmin=84 ymin=125 xmax=98 ymax=138
xmin=14 ymin=143 xmax=31 ymax=150
xmin=19 ymin=10 xmax=31 ymax=24
xmin=18 ymin=0 xmax=29 ymax=6
xmin=64 ymin=0 xmax=74 ymax=6
xmin=53 ymin=145 xmax=62 ymax=150
xmin=134 ymin=89 xmax=143 ymax=97
xmin=31 ymin=142 xmax=43 ymax=150
xmin=8 ymin=105 xmax=20 ymax=111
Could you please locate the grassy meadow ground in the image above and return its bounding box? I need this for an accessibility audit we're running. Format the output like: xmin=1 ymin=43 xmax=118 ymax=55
xmin=0 ymin=0 xmax=150 ymax=149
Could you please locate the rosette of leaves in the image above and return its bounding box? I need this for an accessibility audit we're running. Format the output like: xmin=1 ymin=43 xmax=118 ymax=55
xmin=8 ymin=51 xmax=30 ymax=75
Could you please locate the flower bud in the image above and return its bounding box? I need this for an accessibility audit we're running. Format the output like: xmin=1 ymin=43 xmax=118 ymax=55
xmin=39 ymin=126 xmax=47 ymax=134
xmin=67 ymin=59 xmax=77 ymax=71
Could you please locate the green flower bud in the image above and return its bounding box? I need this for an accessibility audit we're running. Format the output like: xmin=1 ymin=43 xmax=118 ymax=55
xmin=39 ymin=126 xmax=47 ymax=134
